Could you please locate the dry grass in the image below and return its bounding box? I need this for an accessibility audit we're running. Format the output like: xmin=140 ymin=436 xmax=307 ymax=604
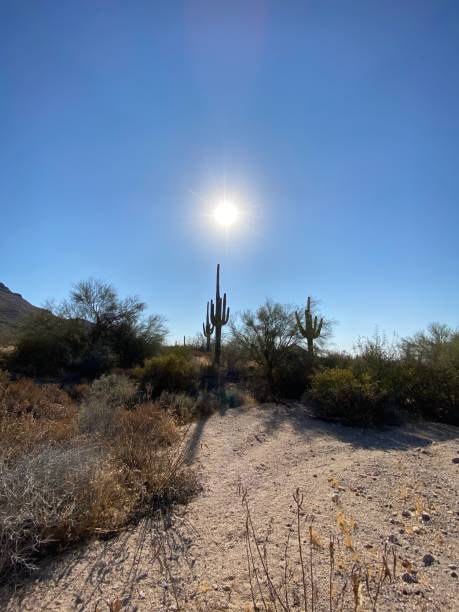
xmin=240 ymin=486 xmax=397 ymax=612
xmin=0 ymin=372 xmax=196 ymax=580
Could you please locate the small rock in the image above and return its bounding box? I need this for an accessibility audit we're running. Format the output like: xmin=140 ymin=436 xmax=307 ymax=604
xmin=222 ymin=585 xmax=231 ymax=592
xmin=331 ymin=494 xmax=340 ymax=503
xmin=452 ymin=457 xmax=459 ymax=464
xmin=421 ymin=512 xmax=431 ymax=522
xmin=422 ymin=554 xmax=435 ymax=566
xmin=138 ymin=591 xmax=146 ymax=600
xmin=388 ymin=535 xmax=399 ymax=544
xmin=451 ymin=571 xmax=458 ymax=578
xmin=448 ymin=564 xmax=458 ymax=570
xmin=402 ymin=572 xmax=418 ymax=584
xmin=412 ymin=526 xmax=422 ymax=534
xmin=402 ymin=510 xmax=412 ymax=518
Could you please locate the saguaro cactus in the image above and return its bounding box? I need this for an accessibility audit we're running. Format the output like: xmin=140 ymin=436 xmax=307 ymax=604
xmin=202 ymin=301 xmax=214 ymax=352
xmin=295 ymin=297 xmax=323 ymax=355
xmin=210 ymin=264 xmax=230 ymax=368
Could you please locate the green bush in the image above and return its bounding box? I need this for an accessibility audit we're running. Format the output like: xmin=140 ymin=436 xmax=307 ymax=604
xmin=396 ymin=361 xmax=459 ymax=424
xmin=307 ymin=368 xmax=387 ymax=425
xmin=398 ymin=324 xmax=459 ymax=424
xmin=9 ymin=311 xmax=89 ymax=376
xmin=136 ymin=348 xmax=199 ymax=397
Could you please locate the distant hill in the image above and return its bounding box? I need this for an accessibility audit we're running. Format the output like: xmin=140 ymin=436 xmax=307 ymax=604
xmin=0 ymin=282 xmax=42 ymax=342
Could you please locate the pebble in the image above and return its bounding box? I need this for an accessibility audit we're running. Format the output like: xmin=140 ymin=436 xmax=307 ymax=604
xmin=402 ymin=572 xmax=418 ymax=584
xmin=421 ymin=512 xmax=431 ymax=522
xmin=412 ymin=526 xmax=422 ymax=534
xmin=422 ymin=554 xmax=435 ymax=566
xmin=402 ymin=510 xmax=412 ymax=518
xmin=331 ymin=493 xmax=340 ymax=503
xmin=452 ymin=457 xmax=459 ymax=464
xmin=451 ymin=571 xmax=458 ymax=578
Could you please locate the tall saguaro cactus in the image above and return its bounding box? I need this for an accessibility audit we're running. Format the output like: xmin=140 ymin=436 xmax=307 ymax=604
xmin=202 ymin=301 xmax=214 ymax=352
xmin=210 ymin=264 xmax=230 ymax=369
xmin=295 ymin=297 xmax=323 ymax=355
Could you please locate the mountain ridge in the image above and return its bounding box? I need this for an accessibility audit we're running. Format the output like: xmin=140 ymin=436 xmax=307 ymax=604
xmin=0 ymin=282 xmax=42 ymax=342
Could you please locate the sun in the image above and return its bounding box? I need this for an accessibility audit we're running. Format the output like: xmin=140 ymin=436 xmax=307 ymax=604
xmin=214 ymin=200 xmax=239 ymax=227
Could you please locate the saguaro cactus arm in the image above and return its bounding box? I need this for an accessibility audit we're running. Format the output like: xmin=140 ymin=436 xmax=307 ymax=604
xmin=202 ymin=301 xmax=214 ymax=351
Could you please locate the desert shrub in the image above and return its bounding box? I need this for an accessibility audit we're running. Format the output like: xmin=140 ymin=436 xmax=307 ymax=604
xmin=136 ymin=348 xmax=199 ymax=397
xmin=222 ymin=339 xmax=250 ymax=382
xmin=345 ymin=326 xmax=459 ymax=425
xmin=307 ymin=368 xmax=387 ymax=425
xmin=270 ymin=348 xmax=316 ymax=399
xmin=398 ymin=324 xmax=459 ymax=424
xmin=0 ymin=374 xmax=195 ymax=580
xmin=245 ymin=349 xmax=315 ymax=402
xmin=79 ymin=374 xmax=138 ymax=434
xmin=158 ymin=390 xmax=223 ymax=421
xmin=0 ymin=444 xmax=127 ymax=578
xmin=109 ymin=404 xmax=196 ymax=507
xmin=0 ymin=377 xmax=77 ymax=462
xmin=65 ymin=382 xmax=90 ymax=403
xmin=318 ymin=351 xmax=352 ymax=370
xmin=0 ymin=378 xmax=71 ymax=418
xmin=8 ymin=311 xmax=89 ymax=376
xmin=159 ymin=391 xmax=198 ymax=422
xmin=395 ymin=360 xmax=459 ymax=424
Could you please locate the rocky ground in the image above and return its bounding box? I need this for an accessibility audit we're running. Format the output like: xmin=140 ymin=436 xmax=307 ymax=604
xmin=2 ymin=403 xmax=459 ymax=611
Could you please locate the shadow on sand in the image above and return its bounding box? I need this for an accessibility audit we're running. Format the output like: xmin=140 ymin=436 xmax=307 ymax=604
xmin=251 ymin=401 xmax=459 ymax=451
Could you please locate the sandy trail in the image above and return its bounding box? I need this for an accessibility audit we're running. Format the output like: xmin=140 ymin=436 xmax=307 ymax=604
xmin=2 ymin=403 xmax=459 ymax=611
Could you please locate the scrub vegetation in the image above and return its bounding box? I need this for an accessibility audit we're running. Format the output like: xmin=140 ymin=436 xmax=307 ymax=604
xmin=0 ymin=270 xmax=458 ymax=605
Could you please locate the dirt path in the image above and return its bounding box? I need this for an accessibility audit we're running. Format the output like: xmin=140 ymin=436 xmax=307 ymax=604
xmin=2 ymin=404 xmax=459 ymax=611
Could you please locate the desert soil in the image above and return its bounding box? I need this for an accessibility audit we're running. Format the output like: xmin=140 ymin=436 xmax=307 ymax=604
xmin=2 ymin=403 xmax=459 ymax=611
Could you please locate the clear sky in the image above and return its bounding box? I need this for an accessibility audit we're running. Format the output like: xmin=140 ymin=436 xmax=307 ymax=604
xmin=1 ymin=1 xmax=458 ymax=350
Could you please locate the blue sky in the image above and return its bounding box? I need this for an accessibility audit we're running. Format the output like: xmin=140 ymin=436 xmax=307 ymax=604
xmin=1 ymin=1 xmax=458 ymax=350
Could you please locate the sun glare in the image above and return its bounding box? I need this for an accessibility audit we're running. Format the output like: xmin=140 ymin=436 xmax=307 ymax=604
xmin=214 ymin=200 xmax=239 ymax=227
